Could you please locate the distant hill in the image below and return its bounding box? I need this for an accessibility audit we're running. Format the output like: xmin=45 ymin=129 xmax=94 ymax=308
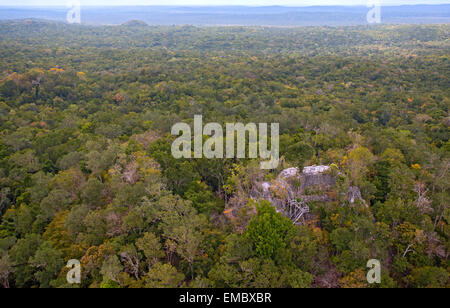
xmin=0 ymin=5 xmax=449 ymax=26
xmin=122 ymin=20 xmax=148 ymax=27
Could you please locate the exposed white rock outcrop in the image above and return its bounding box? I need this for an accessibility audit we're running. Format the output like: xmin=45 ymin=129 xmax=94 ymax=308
xmin=280 ymin=167 xmax=300 ymax=178
xmin=250 ymin=165 xmax=364 ymax=224
xmin=303 ymin=165 xmax=330 ymax=174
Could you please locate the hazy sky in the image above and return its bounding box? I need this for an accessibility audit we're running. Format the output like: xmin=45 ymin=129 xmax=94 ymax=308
xmin=1 ymin=0 xmax=449 ymax=6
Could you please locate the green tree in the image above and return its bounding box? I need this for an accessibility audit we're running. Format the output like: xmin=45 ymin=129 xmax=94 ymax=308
xmin=244 ymin=201 xmax=296 ymax=259
xmin=9 ymin=234 xmax=43 ymax=287
xmin=136 ymin=232 xmax=164 ymax=267
xmin=100 ymin=255 xmax=123 ymax=286
xmin=408 ymin=267 xmax=449 ymax=288
xmin=144 ymin=263 xmax=185 ymax=288
xmin=30 ymin=241 xmax=64 ymax=288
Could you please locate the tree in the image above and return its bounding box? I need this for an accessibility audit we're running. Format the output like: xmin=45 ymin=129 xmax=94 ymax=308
xmin=166 ymin=221 xmax=203 ymax=279
xmin=244 ymin=201 xmax=296 ymax=259
xmin=43 ymin=211 xmax=82 ymax=259
xmin=148 ymin=139 xmax=200 ymax=195
xmin=281 ymin=267 xmax=313 ymax=288
xmin=285 ymin=141 xmax=314 ymax=167
xmin=0 ymin=188 xmax=11 ymax=217
xmin=30 ymin=241 xmax=64 ymax=288
xmin=408 ymin=266 xmax=449 ymax=288
xmin=339 ymin=269 xmax=369 ymax=288
xmin=155 ymin=195 xmax=206 ymax=279
xmin=144 ymin=263 xmax=185 ymax=288
xmin=184 ymin=181 xmax=224 ymax=214
xmin=220 ymin=234 xmax=253 ymax=264
xmin=136 ymin=232 xmax=164 ymax=267
xmin=100 ymin=255 xmax=123 ymax=286
xmin=290 ymin=226 xmax=325 ymax=272
xmin=9 ymin=150 xmax=41 ymax=173
xmin=344 ymin=145 xmax=374 ymax=188
xmin=9 ymin=234 xmax=43 ymax=287
xmin=119 ymin=245 xmax=140 ymax=280
xmin=81 ymin=178 xmax=107 ymax=209
xmin=0 ymin=253 xmax=14 ymax=288
xmin=208 ymin=262 xmax=241 ymax=288
xmin=51 ymin=168 xmax=85 ymax=201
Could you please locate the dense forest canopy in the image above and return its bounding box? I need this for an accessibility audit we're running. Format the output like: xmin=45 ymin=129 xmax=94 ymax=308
xmin=0 ymin=20 xmax=448 ymax=288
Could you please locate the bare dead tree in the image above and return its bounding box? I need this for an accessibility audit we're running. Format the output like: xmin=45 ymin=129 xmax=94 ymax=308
xmin=120 ymin=250 xmax=140 ymax=280
xmin=414 ymin=182 xmax=432 ymax=214
xmin=402 ymin=244 xmax=414 ymax=258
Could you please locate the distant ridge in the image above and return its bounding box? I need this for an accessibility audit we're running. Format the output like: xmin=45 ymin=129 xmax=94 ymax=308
xmin=0 ymin=5 xmax=449 ymax=26
xmin=122 ymin=20 xmax=148 ymax=27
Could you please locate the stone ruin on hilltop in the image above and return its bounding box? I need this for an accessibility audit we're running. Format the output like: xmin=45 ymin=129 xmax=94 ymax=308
xmin=248 ymin=165 xmax=364 ymax=225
